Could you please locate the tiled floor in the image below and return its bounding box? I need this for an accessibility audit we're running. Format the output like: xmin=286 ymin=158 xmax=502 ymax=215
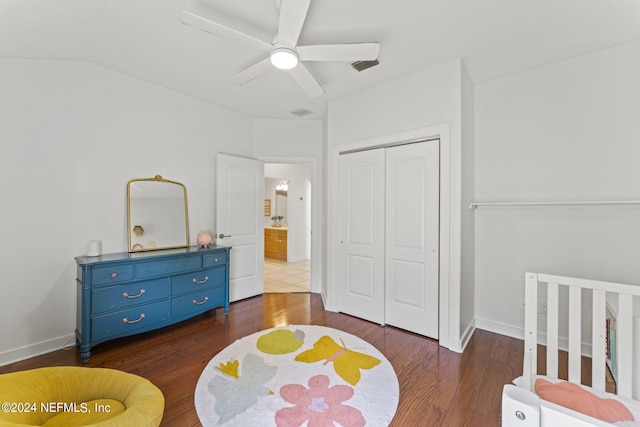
xmin=264 ymin=258 xmax=310 ymax=293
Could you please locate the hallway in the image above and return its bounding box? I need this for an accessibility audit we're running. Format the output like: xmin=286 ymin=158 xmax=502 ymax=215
xmin=264 ymin=258 xmax=310 ymax=293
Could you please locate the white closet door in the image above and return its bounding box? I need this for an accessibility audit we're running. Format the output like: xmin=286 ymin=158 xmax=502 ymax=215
xmin=338 ymin=149 xmax=386 ymax=324
xmin=385 ymin=140 xmax=440 ymax=338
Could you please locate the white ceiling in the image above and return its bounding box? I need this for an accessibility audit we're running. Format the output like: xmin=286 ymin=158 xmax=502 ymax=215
xmin=2 ymin=0 xmax=640 ymax=120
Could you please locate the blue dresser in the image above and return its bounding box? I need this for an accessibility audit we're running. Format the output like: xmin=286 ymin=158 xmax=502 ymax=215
xmin=75 ymin=245 xmax=230 ymax=363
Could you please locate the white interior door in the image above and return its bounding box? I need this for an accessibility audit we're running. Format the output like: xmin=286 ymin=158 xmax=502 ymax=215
xmin=385 ymin=140 xmax=439 ymax=338
xmin=216 ymin=153 xmax=264 ymax=302
xmin=338 ymin=149 xmax=385 ymax=324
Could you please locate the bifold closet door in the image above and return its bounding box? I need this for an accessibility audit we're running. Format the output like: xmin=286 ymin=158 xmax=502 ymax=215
xmin=338 ymin=140 xmax=440 ymax=338
xmin=338 ymin=148 xmax=386 ymax=324
xmin=385 ymin=141 xmax=439 ymax=339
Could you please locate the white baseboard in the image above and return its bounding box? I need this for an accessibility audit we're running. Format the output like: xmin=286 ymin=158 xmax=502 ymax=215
xmin=0 ymin=334 xmax=75 ymax=367
xmin=460 ymin=320 xmax=476 ymax=352
xmin=287 ymin=255 xmax=310 ymax=263
xmin=475 ymin=317 xmax=593 ymax=357
xmin=475 ymin=318 xmax=524 ymax=341
xmin=321 ymin=290 xmax=338 ymax=312
xmin=444 ymin=320 xmax=476 ymax=353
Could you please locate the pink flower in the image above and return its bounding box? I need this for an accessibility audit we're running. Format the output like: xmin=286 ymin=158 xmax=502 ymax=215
xmin=276 ymin=375 xmax=365 ymax=427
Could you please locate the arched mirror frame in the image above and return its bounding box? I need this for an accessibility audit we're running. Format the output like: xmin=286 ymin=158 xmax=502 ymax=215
xmin=127 ymin=175 xmax=190 ymax=252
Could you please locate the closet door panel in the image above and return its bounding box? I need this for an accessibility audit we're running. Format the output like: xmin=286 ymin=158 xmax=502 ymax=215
xmin=385 ymin=140 xmax=440 ymax=338
xmin=338 ymin=149 xmax=385 ymax=324
xmin=389 ymin=259 xmax=425 ymax=306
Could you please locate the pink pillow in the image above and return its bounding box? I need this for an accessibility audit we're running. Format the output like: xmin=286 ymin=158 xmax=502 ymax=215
xmin=535 ymin=378 xmax=635 ymax=423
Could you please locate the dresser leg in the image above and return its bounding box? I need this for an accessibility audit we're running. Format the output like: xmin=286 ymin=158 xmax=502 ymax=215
xmin=81 ymin=350 xmax=91 ymax=364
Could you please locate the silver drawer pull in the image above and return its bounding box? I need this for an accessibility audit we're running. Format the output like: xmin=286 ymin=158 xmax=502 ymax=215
xmin=193 ymin=296 xmax=209 ymax=305
xmin=123 ymin=289 xmax=145 ymax=299
xmin=214 ymin=258 xmax=219 ymax=263
xmin=192 ymin=276 xmax=209 ymax=285
xmin=122 ymin=313 xmax=145 ymax=324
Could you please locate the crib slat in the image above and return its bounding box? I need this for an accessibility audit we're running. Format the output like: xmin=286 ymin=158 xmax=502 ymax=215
xmin=524 ymin=273 xmax=539 ymax=390
xmin=546 ymin=282 xmax=559 ymax=379
xmin=568 ymin=286 xmax=582 ymax=384
xmin=591 ymin=289 xmax=607 ymax=391
xmin=617 ymin=294 xmax=633 ymax=398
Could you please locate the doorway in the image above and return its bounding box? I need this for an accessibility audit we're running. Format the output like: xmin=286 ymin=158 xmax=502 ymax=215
xmin=263 ymin=163 xmax=311 ymax=293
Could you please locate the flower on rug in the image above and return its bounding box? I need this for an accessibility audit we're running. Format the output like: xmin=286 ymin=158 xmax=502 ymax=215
xmin=275 ymin=374 xmax=365 ymax=427
xmin=208 ymin=353 xmax=277 ymax=424
xmin=295 ymin=335 xmax=381 ymax=386
xmin=216 ymin=359 xmax=239 ymax=378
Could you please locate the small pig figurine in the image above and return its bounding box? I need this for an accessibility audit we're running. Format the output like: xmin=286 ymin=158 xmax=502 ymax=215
xmin=196 ymin=232 xmax=212 ymax=247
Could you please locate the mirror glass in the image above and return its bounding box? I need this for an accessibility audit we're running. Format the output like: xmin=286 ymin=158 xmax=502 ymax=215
xmin=127 ymin=175 xmax=189 ymax=252
xmin=276 ymin=190 xmax=288 ymax=220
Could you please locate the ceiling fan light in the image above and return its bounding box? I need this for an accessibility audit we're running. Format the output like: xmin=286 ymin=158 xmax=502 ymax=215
xmin=270 ymin=48 xmax=299 ymax=70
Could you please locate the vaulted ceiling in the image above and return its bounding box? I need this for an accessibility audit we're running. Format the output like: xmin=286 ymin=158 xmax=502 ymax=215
xmin=2 ymin=0 xmax=640 ymax=119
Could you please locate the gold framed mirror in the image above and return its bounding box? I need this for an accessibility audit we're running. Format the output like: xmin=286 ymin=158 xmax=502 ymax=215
xmin=127 ymin=175 xmax=189 ymax=252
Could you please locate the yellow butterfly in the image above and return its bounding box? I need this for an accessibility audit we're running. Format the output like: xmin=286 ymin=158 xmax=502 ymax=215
xmin=294 ymin=335 xmax=381 ymax=386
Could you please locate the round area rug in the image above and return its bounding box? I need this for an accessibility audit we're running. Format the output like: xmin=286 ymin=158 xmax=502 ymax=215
xmin=194 ymin=325 xmax=399 ymax=426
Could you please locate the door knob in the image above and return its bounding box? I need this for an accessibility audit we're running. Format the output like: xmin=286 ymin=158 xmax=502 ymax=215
xmin=216 ymin=233 xmax=232 ymax=239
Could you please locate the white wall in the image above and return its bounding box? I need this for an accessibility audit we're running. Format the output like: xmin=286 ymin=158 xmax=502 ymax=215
xmin=474 ymin=40 xmax=640 ymax=339
xmin=326 ymin=58 xmax=467 ymax=351
xmin=0 ymin=58 xmax=254 ymax=365
xmin=252 ymin=119 xmax=322 ymax=159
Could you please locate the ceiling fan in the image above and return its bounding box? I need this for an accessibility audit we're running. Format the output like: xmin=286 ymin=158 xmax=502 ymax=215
xmin=179 ymin=0 xmax=380 ymax=98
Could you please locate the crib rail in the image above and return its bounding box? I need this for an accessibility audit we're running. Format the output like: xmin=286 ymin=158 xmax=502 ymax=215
xmin=523 ymin=273 xmax=640 ymax=398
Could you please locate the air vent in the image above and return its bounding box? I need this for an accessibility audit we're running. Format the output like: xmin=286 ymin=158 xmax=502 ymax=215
xmin=351 ymin=59 xmax=379 ymax=72
xmin=290 ymin=108 xmax=314 ymax=117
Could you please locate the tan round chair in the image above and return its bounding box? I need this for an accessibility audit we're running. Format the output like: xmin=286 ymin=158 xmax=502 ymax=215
xmin=0 ymin=366 xmax=164 ymax=426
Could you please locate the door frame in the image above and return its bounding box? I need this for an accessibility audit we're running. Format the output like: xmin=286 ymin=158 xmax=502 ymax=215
xmin=327 ymin=124 xmax=456 ymax=350
xmin=258 ymin=156 xmax=321 ymax=294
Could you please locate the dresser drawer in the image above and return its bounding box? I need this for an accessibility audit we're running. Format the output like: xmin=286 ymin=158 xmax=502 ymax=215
xmin=91 ymin=264 xmax=134 ymax=286
xmin=203 ymin=252 xmax=227 ymax=268
xmin=134 ymin=255 xmax=202 ymax=279
xmin=171 ymin=287 xmax=225 ymax=318
xmin=172 ymin=266 xmax=226 ymax=296
xmin=92 ymin=278 xmax=169 ymax=314
xmin=91 ymin=300 xmax=170 ymax=342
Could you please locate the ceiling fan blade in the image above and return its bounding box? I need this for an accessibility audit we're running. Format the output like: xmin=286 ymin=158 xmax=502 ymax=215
xmin=180 ymin=11 xmax=272 ymax=52
xmin=229 ymin=57 xmax=273 ymax=85
xmin=289 ymin=63 xmax=324 ymax=98
xmin=277 ymin=0 xmax=311 ymax=47
xmin=297 ymin=43 xmax=380 ymax=62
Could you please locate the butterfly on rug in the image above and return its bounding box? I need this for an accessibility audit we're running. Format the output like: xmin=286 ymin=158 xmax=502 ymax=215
xmin=294 ymin=335 xmax=381 ymax=386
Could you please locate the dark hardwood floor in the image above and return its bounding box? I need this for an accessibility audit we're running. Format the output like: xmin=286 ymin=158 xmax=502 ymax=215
xmin=1 ymin=294 xmax=525 ymax=426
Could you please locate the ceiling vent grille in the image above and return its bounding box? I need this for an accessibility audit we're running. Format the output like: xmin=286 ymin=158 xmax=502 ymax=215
xmin=290 ymin=108 xmax=314 ymax=117
xmin=351 ymin=59 xmax=379 ymax=72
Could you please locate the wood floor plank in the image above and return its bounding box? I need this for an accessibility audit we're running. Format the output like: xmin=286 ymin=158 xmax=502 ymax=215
xmin=0 ymin=293 xmax=559 ymax=426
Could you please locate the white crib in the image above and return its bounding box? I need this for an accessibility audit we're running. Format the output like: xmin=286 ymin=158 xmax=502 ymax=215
xmin=502 ymin=273 xmax=640 ymax=427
